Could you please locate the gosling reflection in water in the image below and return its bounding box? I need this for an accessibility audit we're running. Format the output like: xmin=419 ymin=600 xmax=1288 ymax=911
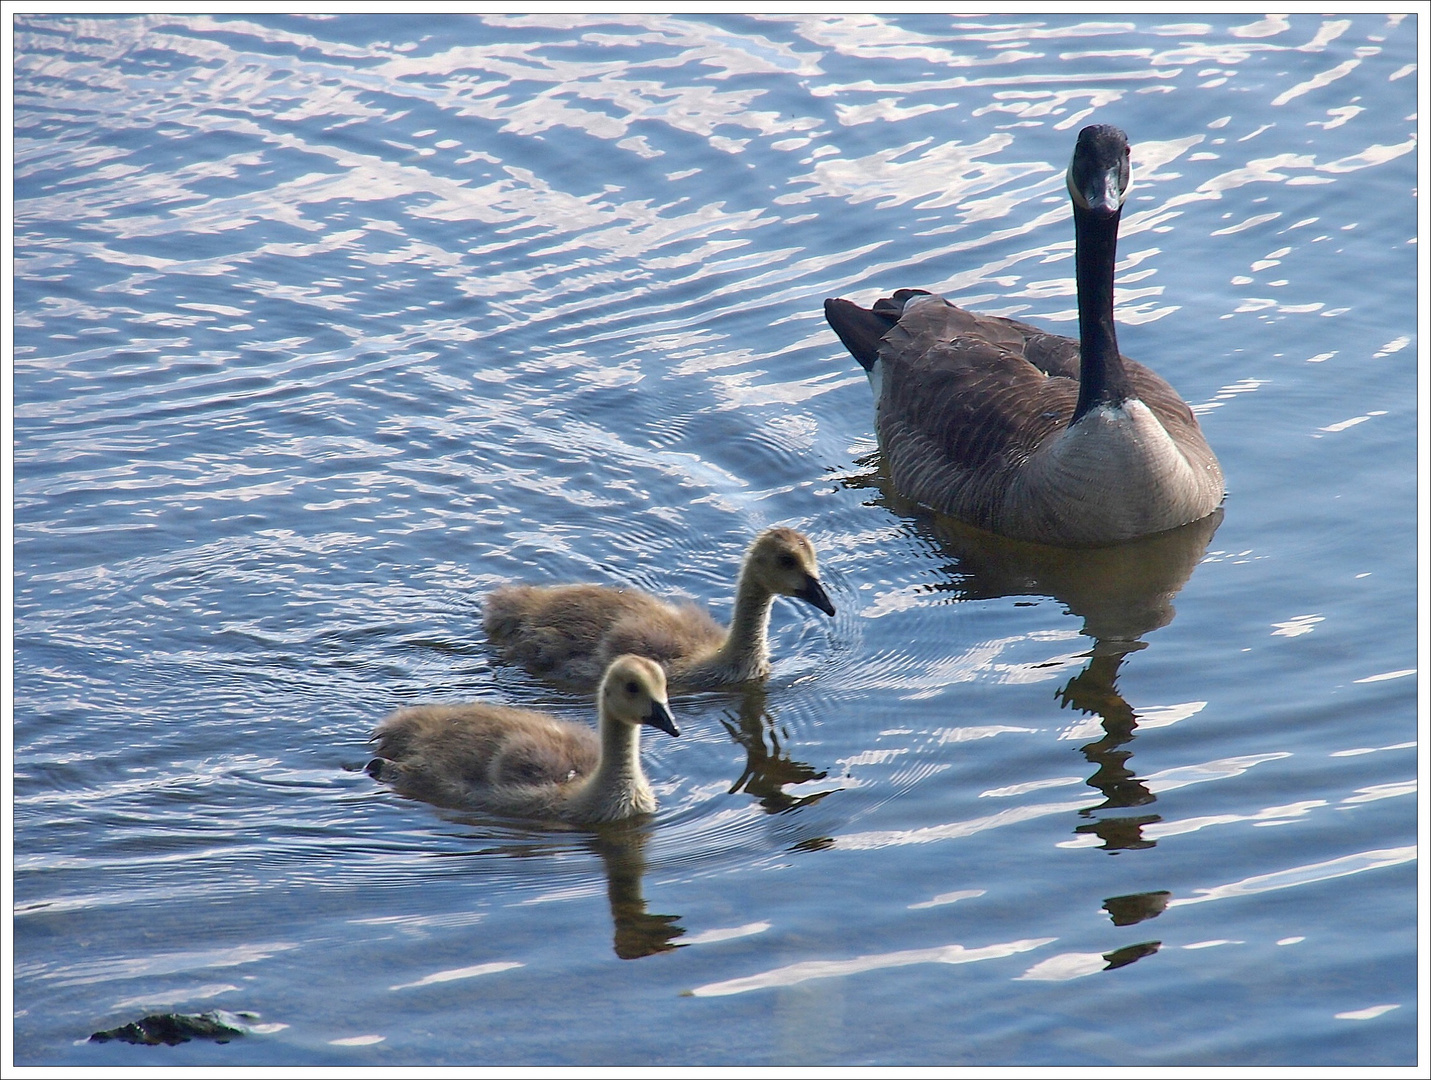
xmin=425 ymin=823 xmax=684 ymax=961
xmin=844 ymin=466 xmax=1222 ymax=852
xmin=586 ymin=822 xmax=686 ymax=960
xmin=366 ymin=666 xmax=684 ymax=959
xmin=720 ymin=685 xmax=834 ymax=814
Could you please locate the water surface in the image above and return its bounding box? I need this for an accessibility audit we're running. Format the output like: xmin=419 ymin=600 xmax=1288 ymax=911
xmin=11 ymin=12 xmax=1420 ymax=1067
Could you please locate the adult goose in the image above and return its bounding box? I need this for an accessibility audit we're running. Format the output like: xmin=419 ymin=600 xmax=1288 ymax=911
xmin=824 ymin=124 xmax=1223 ymax=547
xmin=368 ymin=655 xmax=679 ymax=824
xmin=484 ymin=527 xmax=835 ymax=692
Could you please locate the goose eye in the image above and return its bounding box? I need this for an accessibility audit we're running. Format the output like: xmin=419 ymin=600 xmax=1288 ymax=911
xmin=625 ymin=680 xmax=639 ymax=695
xmin=777 ymin=553 xmax=797 ymax=570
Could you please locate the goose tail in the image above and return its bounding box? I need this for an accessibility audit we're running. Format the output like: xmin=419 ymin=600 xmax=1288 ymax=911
xmin=823 ymin=297 xmax=892 ymax=372
xmin=825 ymin=290 xmax=932 ymax=371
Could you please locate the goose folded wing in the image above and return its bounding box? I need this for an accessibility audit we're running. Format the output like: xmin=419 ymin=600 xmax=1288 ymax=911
xmin=880 ymin=335 xmax=1078 ymax=473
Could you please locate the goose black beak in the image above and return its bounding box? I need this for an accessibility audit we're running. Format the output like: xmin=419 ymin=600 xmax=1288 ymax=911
xmin=643 ymin=700 xmax=680 ymax=738
xmin=798 ymin=576 xmax=836 ymax=617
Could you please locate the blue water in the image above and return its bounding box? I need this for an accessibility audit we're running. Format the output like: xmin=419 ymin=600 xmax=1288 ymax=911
xmin=11 ymin=12 xmax=1420 ymax=1067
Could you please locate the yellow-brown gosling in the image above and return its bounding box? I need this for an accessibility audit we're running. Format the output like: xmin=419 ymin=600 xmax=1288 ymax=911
xmin=368 ymin=655 xmax=679 ymax=824
xmin=484 ymin=527 xmax=835 ymax=691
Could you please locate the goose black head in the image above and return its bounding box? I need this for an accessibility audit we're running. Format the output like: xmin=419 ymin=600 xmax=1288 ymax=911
xmin=1067 ymin=125 xmax=1131 ymax=217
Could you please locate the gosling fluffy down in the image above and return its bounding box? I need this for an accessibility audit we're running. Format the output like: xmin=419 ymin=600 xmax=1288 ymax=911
xmin=484 ymin=527 xmax=836 ymax=691
xmin=369 ymin=655 xmax=679 ymax=824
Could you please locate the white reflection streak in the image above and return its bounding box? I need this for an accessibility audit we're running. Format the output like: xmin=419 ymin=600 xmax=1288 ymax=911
xmin=1340 ymin=780 xmax=1415 ymax=804
xmin=348 ymin=911 xmax=488 ymax=930
xmin=516 ymin=883 xmax=605 ymax=906
xmin=1336 ymin=1004 xmax=1400 ymax=1021
xmin=41 ymin=942 xmax=300 ymax=987
xmin=779 ymin=13 xmax=967 ymax=62
xmin=689 ymin=937 xmax=1055 ymax=997
xmin=1330 ymin=740 xmax=1416 ymax=757
xmin=980 ymin=776 xmax=1083 ymax=798
xmin=1059 ymin=699 xmax=1205 ymax=741
xmin=936 ymin=724 xmax=1037 ymax=743
xmin=1135 ymin=700 xmax=1208 ymax=729
xmin=1320 ymin=411 xmax=1387 ymax=433
xmin=1015 ymin=952 xmax=1106 ymax=982
xmin=909 ymin=889 xmax=985 ymax=910
xmin=1318 ymin=138 xmax=1418 ymax=173
xmin=1230 ymin=15 xmax=1291 ymax=38
xmin=832 ymin=795 xmax=1099 ymax=851
xmin=1271 ymin=614 xmax=1322 ymax=637
xmin=112 ymin=983 xmax=240 ymax=1011
xmin=681 ymin=922 xmax=772 ymax=946
xmin=1141 ymin=799 xmax=1325 ymax=841
xmin=1141 ymin=752 xmax=1290 ymax=794
xmin=390 ymin=961 xmax=524 ymax=991
xmin=1272 ymin=59 xmax=1361 ymax=106
xmin=1167 ymin=846 xmax=1416 ymax=908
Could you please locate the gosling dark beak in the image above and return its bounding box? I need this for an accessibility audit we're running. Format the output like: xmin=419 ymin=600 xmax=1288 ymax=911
xmin=797 ymin=575 xmax=836 ymax=617
xmin=643 ymin=700 xmax=680 ymax=738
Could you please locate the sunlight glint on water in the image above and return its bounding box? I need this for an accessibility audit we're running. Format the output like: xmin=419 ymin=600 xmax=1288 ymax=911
xmin=12 ymin=12 xmax=1418 ymax=1067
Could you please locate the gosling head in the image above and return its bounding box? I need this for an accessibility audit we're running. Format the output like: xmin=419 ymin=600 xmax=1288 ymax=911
xmin=600 ymin=654 xmax=679 ymax=737
xmin=747 ymin=528 xmax=836 ymax=617
xmin=1067 ymin=124 xmax=1130 ymax=217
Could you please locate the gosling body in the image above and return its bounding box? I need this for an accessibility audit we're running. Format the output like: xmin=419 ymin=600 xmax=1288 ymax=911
xmin=484 ymin=527 xmax=835 ymax=691
xmin=369 ymin=655 xmax=679 ymax=824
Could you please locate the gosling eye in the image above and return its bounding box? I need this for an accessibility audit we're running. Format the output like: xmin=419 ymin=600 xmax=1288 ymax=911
xmin=625 ymin=680 xmax=639 ymax=695
xmin=777 ymin=553 xmax=797 ymax=570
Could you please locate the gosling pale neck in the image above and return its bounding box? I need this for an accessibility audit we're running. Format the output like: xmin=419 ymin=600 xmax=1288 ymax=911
xmin=715 ymin=568 xmax=775 ymax=678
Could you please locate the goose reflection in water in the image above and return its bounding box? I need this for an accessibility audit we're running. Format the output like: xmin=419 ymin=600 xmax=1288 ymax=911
xmin=844 ymin=465 xmax=1222 ymax=854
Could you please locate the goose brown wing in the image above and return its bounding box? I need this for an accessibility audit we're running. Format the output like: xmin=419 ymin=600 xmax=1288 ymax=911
xmin=879 ymin=302 xmax=1077 ymax=473
xmin=999 ymin=318 xmax=1083 ymax=380
xmin=1124 ymin=360 xmax=1209 ymax=449
xmin=998 ymin=311 xmax=1206 ymax=440
xmin=885 ymin=300 xmax=1207 ymax=458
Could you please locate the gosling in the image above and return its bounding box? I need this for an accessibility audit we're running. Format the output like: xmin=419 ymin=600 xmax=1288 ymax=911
xmin=484 ymin=527 xmax=836 ymax=692
xmin=368 ymin=655 xmax=679 ymax=824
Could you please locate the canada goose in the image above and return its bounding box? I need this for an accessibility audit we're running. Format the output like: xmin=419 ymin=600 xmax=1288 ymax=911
xmin=824 ymin=124 xmax=1224 ymax=547
xmin=484 ymin=527 xmax=836 ymax=692
xmin=368 ymin=655 xmax=679 ymax=824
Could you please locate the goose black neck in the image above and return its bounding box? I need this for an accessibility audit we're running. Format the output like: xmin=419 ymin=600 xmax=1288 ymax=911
xmin=1071 ymin=203 xmax=1132 ymax=423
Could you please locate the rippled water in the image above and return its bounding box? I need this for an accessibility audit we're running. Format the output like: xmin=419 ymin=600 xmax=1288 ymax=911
xmin=11 ymin=12 xmax=1420 ymax=1067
